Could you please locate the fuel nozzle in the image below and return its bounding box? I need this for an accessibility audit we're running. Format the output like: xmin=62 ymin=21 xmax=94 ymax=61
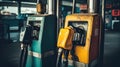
xmin=56 ymin=26 xmax=74 ymax=67
xmin=57 ymin=27 xmax=74 ymax=50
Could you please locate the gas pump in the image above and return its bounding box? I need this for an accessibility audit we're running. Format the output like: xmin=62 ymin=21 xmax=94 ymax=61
xmin=56 ymin=0 xmax=102 ymax=67
xmin=57 ymin=14 xmax=101 ymax=67
xmin=20 ymin=15 xmax=57 ymax=67
xmin=19 ymin=0 xmax=57 ymax=67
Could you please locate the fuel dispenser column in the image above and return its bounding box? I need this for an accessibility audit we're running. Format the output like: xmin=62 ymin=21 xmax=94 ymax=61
xmin=58 ymin=14 xmax=102 ymax=67
xmin=20 ymin=15 xmax=57 ymax=67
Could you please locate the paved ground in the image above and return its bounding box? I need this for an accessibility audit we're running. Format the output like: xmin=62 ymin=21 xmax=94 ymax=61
xmin=0 ymin=31 xmax=120 ymax=67
xmin=0 ymin=40 xmax=21 ymax=67
xmin=103 ymin=31 xmax=120 ymax=67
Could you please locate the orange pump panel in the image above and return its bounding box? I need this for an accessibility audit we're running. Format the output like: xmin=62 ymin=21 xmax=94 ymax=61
xmin=64 ymin=13 xmax=100 ymax=64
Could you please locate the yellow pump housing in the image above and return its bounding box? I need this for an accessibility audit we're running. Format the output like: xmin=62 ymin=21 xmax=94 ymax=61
xmin=64 ymin=13 xmax=101 ymax=64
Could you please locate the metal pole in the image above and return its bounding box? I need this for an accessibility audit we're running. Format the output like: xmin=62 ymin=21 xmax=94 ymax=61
xmin=56 ymin=0 xmax=59 ymax=36
xmin=37 ymin=0 xmax=39 ymax=3
xmin=17 ymin=1 xmax=21 ymax=16
xmin=96 ymin=0 xmax=100 ymax=13
xmin=72 ymin=0 xmax=76 ymax=14
xmin=56 ymin=0 xmax=60 ymax=20
xmin=52 ymin=0 xmax=55 ymax=15
xmin=48 ymin=0 xmax=54 ymax=14
xmin=56 ymin=0 xmax=62 ymax=35
xmin=97 ymin=0 xmax=105 ymax=67
xmin=88 ymin=0 xmax=97 ymax=13
xmin=88 ymin=0 xmax=94 ymax=13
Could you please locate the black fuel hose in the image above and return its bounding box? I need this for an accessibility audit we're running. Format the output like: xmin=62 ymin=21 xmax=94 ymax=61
xmin=62 ymin=50 xmax=69 ymax=67
xmin=56 ymin=48 xmax=70 ymax=67
xmin=19 ymin=26 xmax=33 ymax=67
xmin=20 ymin=44 xmax=28 ymax=67
xmin=56 ymin=48 xmax=63 ymax=67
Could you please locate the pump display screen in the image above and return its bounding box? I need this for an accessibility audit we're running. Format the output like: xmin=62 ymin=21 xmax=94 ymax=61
xmin=68 ymin=21 xmax=88 ymax=46
xmin=29 ymin=21 xmax=41 ymax=40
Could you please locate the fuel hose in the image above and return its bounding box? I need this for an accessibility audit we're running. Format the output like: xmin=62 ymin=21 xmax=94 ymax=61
xmin=56 ymin=48 xmax=63 ymax=67
xmin=20 ymin=44 xmax=28 ymax=67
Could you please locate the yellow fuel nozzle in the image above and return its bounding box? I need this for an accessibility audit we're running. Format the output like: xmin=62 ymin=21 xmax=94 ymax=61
xmin=56 ymin=26 xmax=74 ymax=67
xmin=57 ymin=26 xmax=74 ymax=50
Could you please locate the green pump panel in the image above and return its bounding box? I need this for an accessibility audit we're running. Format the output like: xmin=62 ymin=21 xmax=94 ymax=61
xmin=25 ymin=14 xmax=57 ymax=67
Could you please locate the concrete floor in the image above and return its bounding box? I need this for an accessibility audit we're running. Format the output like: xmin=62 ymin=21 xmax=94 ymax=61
xmin=103 ymin=31 xmax=120 ymax=67
xmin=0 ymin=41 xmax=21 ymax=67
xmin=0 ymin=31 xmax=120 ymax=67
